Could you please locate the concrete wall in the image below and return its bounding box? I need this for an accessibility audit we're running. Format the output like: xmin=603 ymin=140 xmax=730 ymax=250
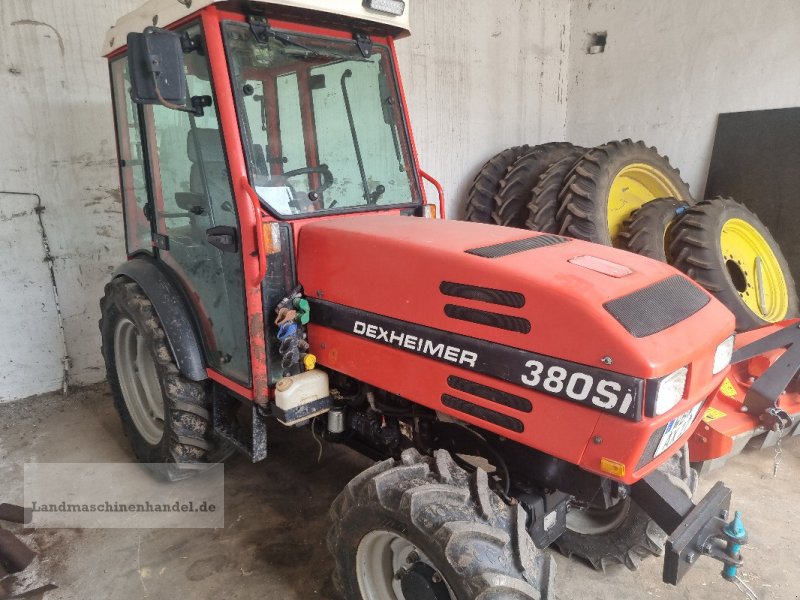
xmin=0 ymin=0 xmax=570 ymax=401
xmin=396 ymin=0 xmax=570 ymax=218
xmin=0 ymin=1 xmax=141 ymax=401
xmin=566 ymin=0 xmax=800 ymax=196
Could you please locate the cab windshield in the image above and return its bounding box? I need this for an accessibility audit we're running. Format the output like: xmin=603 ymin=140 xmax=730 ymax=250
xmin=223 ymin=22 xmax=420 ymax=217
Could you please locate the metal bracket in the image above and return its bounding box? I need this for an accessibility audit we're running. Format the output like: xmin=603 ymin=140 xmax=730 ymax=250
xmin=354 ymin=31 xmax=373 ymax=57
xmin=212 ymin=390 xmax=268 ymax=462
xmin=249 ymin=15 xmax=271 ymax=45
xmin=662 ymin=481 xmax=732 ymax=584
xmin=732 ymin=323 xmax=800 ymax=419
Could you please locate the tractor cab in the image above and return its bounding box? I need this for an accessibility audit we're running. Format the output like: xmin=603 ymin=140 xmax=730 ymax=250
xmin=103 ymin=0 xmax=429 ymax=401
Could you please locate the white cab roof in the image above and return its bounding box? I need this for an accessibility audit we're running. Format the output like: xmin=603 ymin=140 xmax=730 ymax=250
xmin=103 ymin=0 xmax=410 ymax=56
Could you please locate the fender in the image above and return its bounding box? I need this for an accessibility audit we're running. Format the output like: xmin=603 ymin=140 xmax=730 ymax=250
xmin=113 ymin=256 xmax=207 ymax=382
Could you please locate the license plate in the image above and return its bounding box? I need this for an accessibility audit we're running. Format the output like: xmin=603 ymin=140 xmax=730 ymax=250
xmin=654 ymin=402 xmax=703 ymax=457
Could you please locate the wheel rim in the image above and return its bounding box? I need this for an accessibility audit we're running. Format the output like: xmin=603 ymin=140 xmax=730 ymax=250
xmin=607 ymin=163 xmax=683 ymax=242
xmin=566 ymin=498 xmax=631 ymax=536
xmin=720 ymin=218 xmax=789 ymax=322
xmin=114 ymin=317 xmax=165 ymax=445
xmin=356 ymin=530 xmax=453 ymax=600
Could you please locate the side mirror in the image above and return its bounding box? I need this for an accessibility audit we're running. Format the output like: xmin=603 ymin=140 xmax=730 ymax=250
xmin=127 ymin=27 xmax=189 ymax=108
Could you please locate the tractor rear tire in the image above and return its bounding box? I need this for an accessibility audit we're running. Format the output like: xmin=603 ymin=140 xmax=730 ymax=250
xmin=464 ymin=146 xmax=530 ymax=223
xmin=100 ymin=277 xmax=218 ymax=481
xmin=669 ymin=197 xmax=799 ymax=330
xmin=493 ymin=142 xmax=584 ymax=228
xmin=328 ymin=448 xmax=556 ymax=600
xmin=526 ymin=150 xmax=586 ymax=233
xmin=618 ymin=197 xmax=690 ymax=262
xmin=554 ymin=445 xmax=697 ymax=571
xmin=557 ymin=140 xmax=693 ymax=246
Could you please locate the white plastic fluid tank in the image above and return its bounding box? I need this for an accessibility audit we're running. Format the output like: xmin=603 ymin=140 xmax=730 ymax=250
xmin=274 ymin=369 xmax=331 ymax=425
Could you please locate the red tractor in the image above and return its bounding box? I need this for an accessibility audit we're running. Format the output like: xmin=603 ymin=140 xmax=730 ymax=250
xmin=100 ymin=1 xmax=760 ymax=598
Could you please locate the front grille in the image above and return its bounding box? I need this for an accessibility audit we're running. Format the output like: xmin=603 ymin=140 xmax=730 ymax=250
xmin=604 ymin=275 xmax=710 ymax=338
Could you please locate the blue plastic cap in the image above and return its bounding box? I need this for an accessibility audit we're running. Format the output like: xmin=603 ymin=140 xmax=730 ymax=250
xmin=723 ymin=511 xmax=747 ymax=541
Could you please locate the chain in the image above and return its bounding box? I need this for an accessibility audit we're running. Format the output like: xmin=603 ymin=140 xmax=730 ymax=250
xmin=772 ymin=434 xmax=782 ymax=477
xmin=733 ymin=574 xmax=758 ymax=600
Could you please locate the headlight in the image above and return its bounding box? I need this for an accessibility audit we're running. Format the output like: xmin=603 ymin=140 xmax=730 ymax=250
xmin=364 ymin=0 xmax=406 ymax=16
xmin=652 ymin=367 xmax=688 ymax=415
xmin=713 ymin=334 xmax=735 ymax=375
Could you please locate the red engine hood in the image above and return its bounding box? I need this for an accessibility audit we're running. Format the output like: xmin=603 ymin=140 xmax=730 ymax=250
xmin=296 ymin=215 xmax=734 ymax=381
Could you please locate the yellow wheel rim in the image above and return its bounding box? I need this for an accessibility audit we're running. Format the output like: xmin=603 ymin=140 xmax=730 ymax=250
xmin=607 ymin=163 xmax=684 ymax=242
xmin=720 ymin=218 xmax=789 ymax=322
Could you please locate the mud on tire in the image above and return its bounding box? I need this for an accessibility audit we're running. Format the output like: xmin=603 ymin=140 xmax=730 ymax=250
xmin=99 ymin=277 xmax=216 ymax=480
xmin=464 ymin=146 xmax=530 ymax=223
xmin=554 ymin=445 xmax=697 ymax=571
xmin=328 ymin=448 xmax=556 ymax=599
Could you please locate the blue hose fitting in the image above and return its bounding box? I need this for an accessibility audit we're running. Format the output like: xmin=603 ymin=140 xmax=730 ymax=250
xmin=722 ymin=511 xmax=747 ymax=580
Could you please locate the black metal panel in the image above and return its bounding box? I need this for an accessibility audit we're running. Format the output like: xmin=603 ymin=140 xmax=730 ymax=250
xmin=447 ymin=375 xmax=532 ymax=413
xmin=113 ymin=258 xmax=207 ymax=381
xmin=444 ymin=304 xmax=531 ymax=334
xmin=439 ymin=281 xmax=526 ymax=308
xmin=604 ymin=275 xmax=710 ymax=338
xmin=705 ymin=107 xmax=800 ymax=288
xmin=309 ymin=299 xmax=644 ymax=421
xmin=465 ymin=234 xmax=569 ymax=258
xmin=441 ymin=394 xmax=524 ymax=433
xmin=635 ymin=422 xmax=669 ymax=471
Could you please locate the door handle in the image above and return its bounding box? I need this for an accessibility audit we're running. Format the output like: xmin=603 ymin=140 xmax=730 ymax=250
xmin=206 ymin=226 xmax=238 ymax=253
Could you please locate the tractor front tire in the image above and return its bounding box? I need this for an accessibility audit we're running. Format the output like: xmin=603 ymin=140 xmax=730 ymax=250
xmin=464 ymin=146 xmax=530 ymax=223
xmin=557 ymin=140 xmax=692 ymax=246
xmin=669 ymin=197 xmax=799 ymax=330
xmin=554 ymin=445 xmax=697 ymax=571
xmin=618 ymin=197 xmax=690 ymax=262
xmin=328 ymin=448 xmax=556 ymax=600
xmin=100 ymin=277 xmax=216 ymax=481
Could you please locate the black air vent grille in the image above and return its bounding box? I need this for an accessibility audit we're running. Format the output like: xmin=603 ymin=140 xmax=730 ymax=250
xmin=447 ymin=376 xmax=532 ymax=413
xmin=465 ymin=234 xmax=569 ymax=258
xmin=440 ymin=281 xmax=526 ymax=308
xmin=444 ymin=304 xmax=531 ymax=334
xmin=604 ymin=275 xmax=710 ymax=338
xmin=441 ymin=394 xmax=524 ymax=433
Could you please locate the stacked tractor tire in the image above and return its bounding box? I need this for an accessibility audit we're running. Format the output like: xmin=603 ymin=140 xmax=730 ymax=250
xmin=464 ymin=139 xmax=799 ymax=332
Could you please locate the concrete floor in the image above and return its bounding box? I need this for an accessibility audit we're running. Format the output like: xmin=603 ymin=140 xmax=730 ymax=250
xmin=0 ymin=385 xmax=798 ymax=600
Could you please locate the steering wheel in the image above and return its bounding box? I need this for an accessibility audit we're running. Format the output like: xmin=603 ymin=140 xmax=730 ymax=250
xmin=268 ymin=165 xmax=334 ymax=207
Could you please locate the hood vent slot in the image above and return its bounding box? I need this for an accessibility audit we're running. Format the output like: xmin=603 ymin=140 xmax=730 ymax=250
xmin=444 ymin=304 xmax=531 ymax=334
xmin=465 ymin=234 xmax=569 ymax=258
xmin=440 ymin=281 xmax=525 ymax=308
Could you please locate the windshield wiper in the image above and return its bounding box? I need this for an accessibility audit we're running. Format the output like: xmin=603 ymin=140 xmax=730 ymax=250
xmin=340 ymin=69 xmax=372 ymax=204
xmin=249 ymin=17 xmax=362 ymax=62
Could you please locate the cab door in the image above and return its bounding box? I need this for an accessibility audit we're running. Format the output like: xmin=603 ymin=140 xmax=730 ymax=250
xmin=144 ymin=22 xmax=250 ymax=384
